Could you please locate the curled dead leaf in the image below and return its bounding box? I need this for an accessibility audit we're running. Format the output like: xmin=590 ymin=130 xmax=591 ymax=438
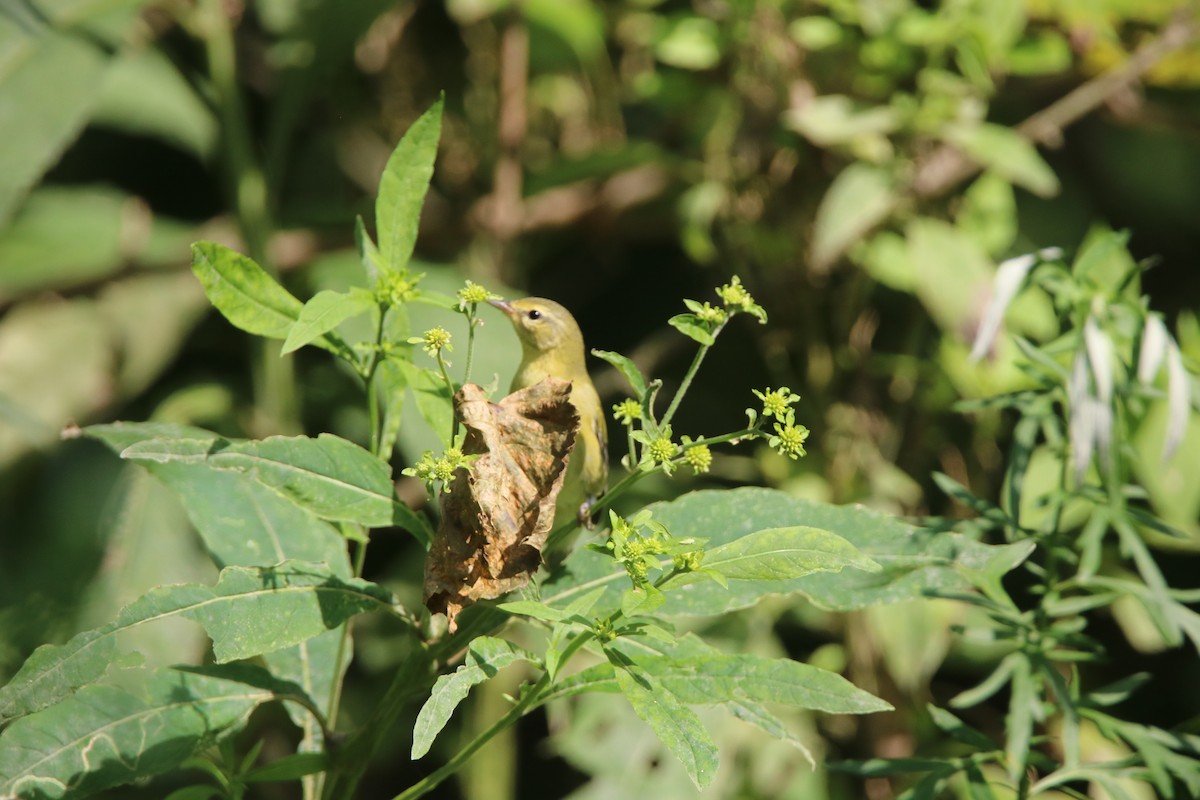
xmin=423 ymin=378 xmax=578 ymax=629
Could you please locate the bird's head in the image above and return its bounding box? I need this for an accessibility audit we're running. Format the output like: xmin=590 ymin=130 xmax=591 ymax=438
xmin=488 ymin=297 xmax=583 ymax=356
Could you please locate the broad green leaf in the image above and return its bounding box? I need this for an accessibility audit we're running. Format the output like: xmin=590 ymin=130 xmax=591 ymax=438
xmin=665 ymin=525 xmax=878 ymax=585
xmin=191 ymin=241 xmax=331 ymax=350
xmin=282 ymin=288 xmax=376 ymax=354
xmin=0 ymin=20 xmax=109 ymax=225
xmin=92 ymin=422 xmax=358 ymax=738
xmin=0 ymin=187 xmax=195 ymax=301
xmin=0 ymin=299 xmax=112 ymax=468
xmin=411 ymin=637 xmax=533 ymax=758
xmin=811 ymin=163 xmax=896 ymax=272
xmin=0 ymin=562 xmax=391 ymax=720
xmin=667 ymin=314 xmax=715 ymax=346
xmin=545 ymin=487 xmax=1026 ymax=616
xmin=376 ymin=97 xmax=443 ymax=274
xmin=612 ymin=662 xmax=718 ymax=789
xmin=92 ymin=47 xmax=217 ymax=158
xmin=944 ymin=123 xmax=1059 ymax=198
xmin=591 ymin=349 xmax=648 ymax=398
xmin=121 ymin=433 xmax=398 ymax=528
xmin=0 ymin=667 xmax=274 ymax=798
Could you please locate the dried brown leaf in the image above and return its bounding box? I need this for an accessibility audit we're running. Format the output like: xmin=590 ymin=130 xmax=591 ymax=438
xmin=423 ymin=378 xmax=578 ymax=629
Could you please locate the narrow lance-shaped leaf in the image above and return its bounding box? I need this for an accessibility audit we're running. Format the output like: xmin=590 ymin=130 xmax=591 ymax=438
xmin=376 ymin=96 xmax=443 ymax=274
xmin=411 ymin=637 xmax=533 ymax=759
xmin=0 ymin=667 xmax=275 ymax=799
xmin=121 ymin=433 xmax=398 ymax=528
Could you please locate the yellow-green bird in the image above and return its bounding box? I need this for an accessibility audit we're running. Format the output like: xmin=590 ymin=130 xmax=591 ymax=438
xmin=489 ymin=297 xmax=608 ymax=526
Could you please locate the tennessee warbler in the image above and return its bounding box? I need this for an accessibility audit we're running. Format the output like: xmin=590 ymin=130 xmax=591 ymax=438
xmin=489 ymin=297 xmax=608 ymax=525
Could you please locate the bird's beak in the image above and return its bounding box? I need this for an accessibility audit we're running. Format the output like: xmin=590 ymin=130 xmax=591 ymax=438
xmin=487 ymin=298 xmax=515 ymax=318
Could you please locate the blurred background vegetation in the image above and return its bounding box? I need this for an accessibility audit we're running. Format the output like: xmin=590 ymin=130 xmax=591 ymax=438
xmin=2 ymin=0 xmax=1200 ymax=797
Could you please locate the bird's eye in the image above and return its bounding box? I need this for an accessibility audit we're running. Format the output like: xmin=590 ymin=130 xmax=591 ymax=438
xmin=527 ymin=310 xmax=542 ymax=320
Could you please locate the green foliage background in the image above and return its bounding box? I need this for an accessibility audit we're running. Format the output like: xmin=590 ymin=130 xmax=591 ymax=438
xmin=2 ymin=0 xmax=1200 ymax=797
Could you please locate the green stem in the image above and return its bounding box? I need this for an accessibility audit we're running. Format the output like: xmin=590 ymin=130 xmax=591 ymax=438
xmin=392 ymin=674 xmax=550 ymax=800
xmin=661 ymin=320 xmax=726 ymax=428
xmin=199 ymin=0 xmax=296 ymax=435
xmin=463 ymin=313 xmax=479 ymax=388
xmin=365 ymin=305 xmax=389 ymax=456
xmin=435 ymin=350 xmax=458 ymax=445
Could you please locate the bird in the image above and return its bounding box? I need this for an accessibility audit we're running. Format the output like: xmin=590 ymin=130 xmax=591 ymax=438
xmin=488 ymin=297 xmax=608 ymax=527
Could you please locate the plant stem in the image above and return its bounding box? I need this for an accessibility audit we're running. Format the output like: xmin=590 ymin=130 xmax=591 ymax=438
xmin=463 ymin=313 xmax=479 ymax=387
xmin=392 ymin=674 xmax=549 ymax=800
xmin=435 ymin=350 xmax=458 ymax=444
xmin=199 ymin=0 xmax=297 ymax=436
xmin=661 ymin=341 xmax=711 ymax=428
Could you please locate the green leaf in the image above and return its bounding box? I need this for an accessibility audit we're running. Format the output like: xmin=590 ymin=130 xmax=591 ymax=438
xmin=398 ymin=361 xmax=455 ymax=448
xmin=121 ymin=433 xmax=399 ymax=528
xmin=0 ymin=667 xmax=274 ymax=798
xmin=611 ymin=661 xmax=718 ymax=789
xmin=376 ymin=96 xmax=443 ymax=274
xmin=522 ymin=0 xmax=606 ymax=62
xmin=811 ymin=162 xmax=897 ymax=272
xmin=375 ymin=357 xmax=408 ymax=458
xmin=83 ymin=422 xmax=355 ymax=734
xmin=637 ymin=652 xmax=890 ymax=714
xmin=0 ymin=187 xmax=195 ymax=301
xmin=355 ymin=215 xmax=382 ymax=281
xmin=727 ymin=699 xmax=815 ymax=766
xmin=591 ymin=349 xmax=648 ymax=398
xmin=667 ymin=525 xmax=879 ymax=585
xmin=191 ymin=242 xmax=332 ymax=350
xmin=944 ymin=123 xmax=1059 ymax=198
xmin=497 ymin=600 xmax=568 ymax=623
xmin=411 ymin=637 xmax=532 ymax=759
xmin=927 ymin=705 xmax=996 ymax=751
xmin=622 ymin=585 xmax=666 ymax=617
xmin=282 ymin=288 xmax=375 ymax=354
xmin=92 ymin=47 xmax=217 ymax=158
xmin=545 ymin=488 xmax=1024 ymax=616
xmin=0 ymin=562 xmax=391 ymax=720
xmin=667 ymin=314 xmax=715 ymax=346
xmin=0 ymin=15 xmax=113 ymax=226
xmin=1005 ymin=656 xmax=1036 ymax=782
xmin=244 ymin=752 xmax=329 ymax=783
